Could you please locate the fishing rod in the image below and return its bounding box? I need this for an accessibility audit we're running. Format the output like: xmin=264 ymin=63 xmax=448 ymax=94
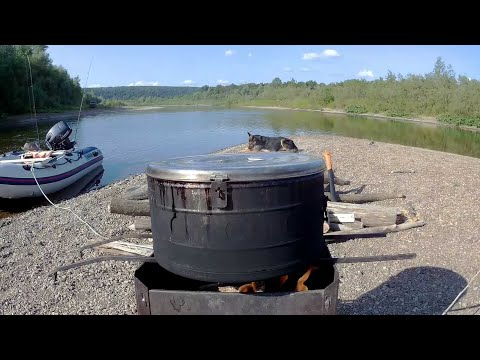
xmin=73 ymin=57 xmax=94 ymax=143
xmin=26 ymin=55 xmax=40 ymax=147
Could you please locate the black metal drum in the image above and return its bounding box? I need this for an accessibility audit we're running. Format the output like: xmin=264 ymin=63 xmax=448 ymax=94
xmin=146 ymin=152 xmax=327 ymax=283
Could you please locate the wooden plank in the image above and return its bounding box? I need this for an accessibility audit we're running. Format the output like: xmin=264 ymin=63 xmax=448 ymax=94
xmin=98 ymin=241 xmax=153 ymax=257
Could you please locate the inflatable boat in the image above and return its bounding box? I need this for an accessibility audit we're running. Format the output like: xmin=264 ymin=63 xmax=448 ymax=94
xmin=0 ymin=121 xmax=103 ymax=199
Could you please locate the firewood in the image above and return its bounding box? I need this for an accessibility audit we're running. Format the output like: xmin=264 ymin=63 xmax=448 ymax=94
xmin=124 ymin=184 xmax=149 ymax=200
xmin=128 ymin=217 xmax=152 ymax=231
xmin=109 ymin=198 xmax=150 ymax=216
xmin=109 ymin=197 xmax=403 ymax=228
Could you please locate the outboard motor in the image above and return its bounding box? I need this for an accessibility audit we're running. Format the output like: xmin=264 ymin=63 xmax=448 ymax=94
xmin=45 ymin=121 xmax=76 ymax=151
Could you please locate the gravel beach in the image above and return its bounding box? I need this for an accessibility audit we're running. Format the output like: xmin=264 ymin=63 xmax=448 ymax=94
xmin=1 ymin=134 xmax=479 ymax=315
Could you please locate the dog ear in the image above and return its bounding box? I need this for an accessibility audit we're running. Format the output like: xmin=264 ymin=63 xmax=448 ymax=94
xmin=247 ymin=132 xmax=252 ymax=137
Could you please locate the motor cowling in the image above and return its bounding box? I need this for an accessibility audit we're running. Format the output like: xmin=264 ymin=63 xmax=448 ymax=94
xmin=45 ymin=121 xmax=76 ymax=151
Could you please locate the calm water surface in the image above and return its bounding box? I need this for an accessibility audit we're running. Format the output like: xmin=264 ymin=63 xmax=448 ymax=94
xmin=1 ymin=107 xmax=479 ymax=188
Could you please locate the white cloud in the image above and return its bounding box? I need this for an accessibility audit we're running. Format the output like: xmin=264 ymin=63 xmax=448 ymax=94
xmin=302 ymin=49 xmax=340 ymax=60
xmin=89 ymin=84 xmax=103 ymax=88
xmin=217 ymin=80 xmax=230 ymax=85
xmin=225 ymin=49 xmax=235 ymax=56
xmin=300 ymin=67 xmax=311 ymax=72
xmin=283 ymin=67 xmax=293 ymax=72
xmin=128 ymin=80 xmax=159 ymax=86
xmin=302 ymin=52 xmax=321 ymax=60
xmin=322 ymin=49 xmax=340 ymax=58
xmin=182 ymin=80 xmax=196 ymax=86
xmin=248 ymin=52 xmax=252 ymax=57
xmin=357 ymin=70 xmax=374 ymax=78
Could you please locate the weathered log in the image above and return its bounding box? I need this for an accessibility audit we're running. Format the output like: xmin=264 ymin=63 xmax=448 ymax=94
xmin=324 ymin=220 xmax=426 ymax=238
xmin=109 ymin=198 xmax=150 ymax=216
xmin=128 ymin=217 xmax=152 ymax=231
xmin=326 ymin=201 xmax=402 ymax=227
xmin=124 ymin=184 xmax=149 ymax=200
xmin=327 ymin=221 xmax=364 ymax=231
xmin=325 ymin=192 xmax=406 ymax=203
xmin=109 ymin=197 xmax=402 ymax=227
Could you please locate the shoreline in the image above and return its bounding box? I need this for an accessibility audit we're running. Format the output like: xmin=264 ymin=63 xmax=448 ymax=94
xmin=241 ymin=105 xmax=480 ymax=133
xmin=3 ymin=104 xmax=479 ymax=133
xmin=1 ymin=134 xmax=479 ymax=315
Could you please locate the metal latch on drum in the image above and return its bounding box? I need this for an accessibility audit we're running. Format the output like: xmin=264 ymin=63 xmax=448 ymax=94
xmin=210 ymin=173 xmax=229 ymax=209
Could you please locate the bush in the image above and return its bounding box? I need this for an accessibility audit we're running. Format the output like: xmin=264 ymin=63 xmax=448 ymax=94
xmin=384 ymin=109 xmax=411 ymax=118
xmin=438 ymin=114 xmax=480 ymax=128
xmin=345 ymin=105 xmax=368 ymax=114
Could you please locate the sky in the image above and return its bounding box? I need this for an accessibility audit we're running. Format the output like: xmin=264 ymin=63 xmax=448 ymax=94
xmin=46 ymin=45 xmax=480 ymax=88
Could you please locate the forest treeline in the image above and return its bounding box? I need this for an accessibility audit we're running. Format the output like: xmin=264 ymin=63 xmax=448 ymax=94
xmin=2 ymin=49 xmax=479 ymax=128
xmin=89 ymin=57 xmax=480 ymax=128
xmin=87 ymin=86 xmax=199 ymax=105
xmin=0 ymin=45 xmax=99 ymax=116
xmin=151 ymin=57 xmax=479 ymax=128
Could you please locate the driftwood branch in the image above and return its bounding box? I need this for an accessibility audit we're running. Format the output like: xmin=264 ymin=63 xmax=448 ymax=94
xmin=324 ymin=220 xmax=426 ymax=238
xmin=325 ymin=192 xmax=406 ymax=203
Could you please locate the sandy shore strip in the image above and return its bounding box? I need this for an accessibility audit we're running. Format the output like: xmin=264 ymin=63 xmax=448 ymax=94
xmin=1 ymin=134 xmax=479 ymax=314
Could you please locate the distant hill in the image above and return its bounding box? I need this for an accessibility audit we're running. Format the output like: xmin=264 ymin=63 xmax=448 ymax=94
xmin=86 ymin=86 xmax=201 ymax=101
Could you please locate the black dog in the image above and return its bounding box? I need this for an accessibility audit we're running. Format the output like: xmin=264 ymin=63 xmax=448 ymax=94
xmin=247 ymin=132 xmax=299 ymax=153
